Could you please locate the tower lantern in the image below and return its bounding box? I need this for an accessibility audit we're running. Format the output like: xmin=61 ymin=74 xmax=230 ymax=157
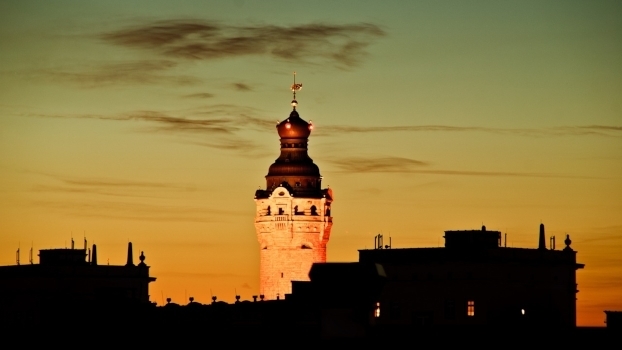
xmin=253 ymin=73 xmax=334 ymax=299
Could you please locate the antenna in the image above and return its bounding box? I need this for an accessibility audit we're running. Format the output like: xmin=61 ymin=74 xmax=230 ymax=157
xmin=16 ymin=243 xmax=20 ymax=265
xmin=29 ymin=243 xmax=33 ymax=264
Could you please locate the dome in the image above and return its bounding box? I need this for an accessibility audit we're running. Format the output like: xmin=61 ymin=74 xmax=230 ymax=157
xmin=277 ymin=110 xmax=312 ymax=139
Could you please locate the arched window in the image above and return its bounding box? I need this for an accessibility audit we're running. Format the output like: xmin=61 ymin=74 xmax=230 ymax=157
xmin=310 ymin=205 xmax=318 ymax=216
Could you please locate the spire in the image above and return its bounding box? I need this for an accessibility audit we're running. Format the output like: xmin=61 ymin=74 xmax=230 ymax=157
xmin=290 ymin=71 xmax=302 ymax=110
xmin=126 ymin=242 xmax=134 ymax=266
xmin=91 ymin=244 xmax=98 ymax=265
xmin=538 ymin=223 xmax=546 ymax=250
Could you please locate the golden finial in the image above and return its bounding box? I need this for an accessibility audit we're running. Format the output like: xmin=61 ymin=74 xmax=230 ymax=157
xmin=291 ymin=71 xmax=302 ymax=109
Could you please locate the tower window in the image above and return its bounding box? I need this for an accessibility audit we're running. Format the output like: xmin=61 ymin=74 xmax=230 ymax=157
xmin=281 ymin=272 xmax=284 ymax=278
xmin=467 ymin=300 xmax=475 ymax=317
xmin=374 ymin=302 xmax=381 ymax=318
xmin=310 ymin=205 xmax=318 ymax=216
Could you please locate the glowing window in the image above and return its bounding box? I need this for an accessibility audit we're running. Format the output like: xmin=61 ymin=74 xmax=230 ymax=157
xmin=374 ymin=302 xmax=381 ymax=318
xmin=467 ymin=300 xmax=475 ymax=316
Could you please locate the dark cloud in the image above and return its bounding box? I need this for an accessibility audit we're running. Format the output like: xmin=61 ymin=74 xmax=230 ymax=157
xmin=182 ymin=92 xmax=215 ymax=99
xmin=232 ymin=83 xmax=252 ymax=91
xmin=327 ymin=156 xmax=599 ymax=179
xmin=39 ymin=60 xmax=200 ymax=87
xmin=102 ymin=20 xmax=386 ymax=68
xmin=315 ymin=124 xmax=622 ymax=138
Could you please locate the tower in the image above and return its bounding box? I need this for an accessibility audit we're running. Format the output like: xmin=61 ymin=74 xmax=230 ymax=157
xmin=254 ymin=73 xmax=333 ymax=300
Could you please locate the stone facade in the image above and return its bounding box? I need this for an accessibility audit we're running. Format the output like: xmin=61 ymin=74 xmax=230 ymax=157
xmin=255 ymin=186 xmax=333 ymax=299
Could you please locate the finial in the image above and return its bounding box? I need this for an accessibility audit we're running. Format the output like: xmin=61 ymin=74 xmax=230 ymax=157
xmin=290 ymin=71 xmax=302 ymax=109
xmin=138 ymin=250 xmax=146 ymax=266
xmin=564 ymin=234 xmax=573 ymax=251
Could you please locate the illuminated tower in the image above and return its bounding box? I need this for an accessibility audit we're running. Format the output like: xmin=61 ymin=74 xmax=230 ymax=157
xmin=254 ymin=73 xmax=333 ymax=300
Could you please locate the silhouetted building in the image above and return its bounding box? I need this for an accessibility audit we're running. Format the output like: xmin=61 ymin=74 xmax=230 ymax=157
xmin=359 ymin=224 xmax=584 ymax=328
xmin=254 ymin=74 xmax=333 ymax=299
xmin=145 ymin=262 xmax=385 ymax=340
xmin=605 ymin=310 xmax=622 ymax=329
xmin=0 ymin=242 xmax=155 ymax=327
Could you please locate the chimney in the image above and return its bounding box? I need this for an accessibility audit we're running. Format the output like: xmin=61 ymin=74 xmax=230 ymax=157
xmin=126 ymin=242 xmax=134 ymax=266
xmin=538 ymin=223 xmax=546 ymax=250
xmin=91 ymin=244 xmax=98 ymax=265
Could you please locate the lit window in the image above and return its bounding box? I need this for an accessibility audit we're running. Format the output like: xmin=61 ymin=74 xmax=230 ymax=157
xmin=374 ymin=302 xmax=381 ymax=318
xmin=467 ymin=300 xmax=475 ymax=316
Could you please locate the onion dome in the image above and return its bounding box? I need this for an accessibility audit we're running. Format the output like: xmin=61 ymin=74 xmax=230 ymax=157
xmin=277 ymin=110 xmax=312 ymax=139
xmin=258 ymin=72 xmax=323 ymax=198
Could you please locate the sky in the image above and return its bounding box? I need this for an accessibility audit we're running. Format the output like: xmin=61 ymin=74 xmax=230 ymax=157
xmin=0 ymin=0 xmax=620 ymax=326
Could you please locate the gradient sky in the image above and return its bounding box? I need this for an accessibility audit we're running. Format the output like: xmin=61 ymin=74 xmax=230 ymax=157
xmin=0 ymin=0 xmax=620 ymax=326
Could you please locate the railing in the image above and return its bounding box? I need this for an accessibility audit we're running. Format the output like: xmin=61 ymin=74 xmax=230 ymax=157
xmin=274 ymin=215 xmax=289 ymax=221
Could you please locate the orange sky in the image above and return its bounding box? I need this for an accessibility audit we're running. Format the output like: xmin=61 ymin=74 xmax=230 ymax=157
xmin=0 ymin=1 xmax=620 ymax=326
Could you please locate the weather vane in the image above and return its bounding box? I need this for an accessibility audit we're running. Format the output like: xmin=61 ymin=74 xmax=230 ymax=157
xmin=291 ymin=71 xmax=302 ymax=109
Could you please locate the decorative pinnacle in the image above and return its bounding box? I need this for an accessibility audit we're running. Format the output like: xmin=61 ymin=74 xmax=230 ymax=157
xmin=291 ymin=71 xmax=302 ymax=109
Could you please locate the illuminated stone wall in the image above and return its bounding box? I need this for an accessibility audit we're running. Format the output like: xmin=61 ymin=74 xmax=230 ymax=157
xmin=255 ymin=186 xmax=332 ymax=299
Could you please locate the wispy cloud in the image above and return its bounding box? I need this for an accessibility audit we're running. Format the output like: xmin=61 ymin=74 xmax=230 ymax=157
xmin=327 ymin=156 xmax=600 ymax=179
xmin=102 ymin=20 xmax=386 ymax=68
xmin=29 ymin=172 xmax=198 ymax=199
xmin=24 ymin=104 xmax=276 ymax=153
xmin=30 ymin=106 xmax=275 ymax=136
xmin=31 ymin=199 xmax=243 ymax=222
xmin=329 ymin=156 xmax=430 ymax=173
xmin=315 ymin=124 xmax=622 ymax=137
xmin=38 ymin=60 xmax=200 ymax=87
xmin=182 ymin=92 xmax=215 ymax=99
xmin=232 ymin=83 xmax=252 ymax=91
